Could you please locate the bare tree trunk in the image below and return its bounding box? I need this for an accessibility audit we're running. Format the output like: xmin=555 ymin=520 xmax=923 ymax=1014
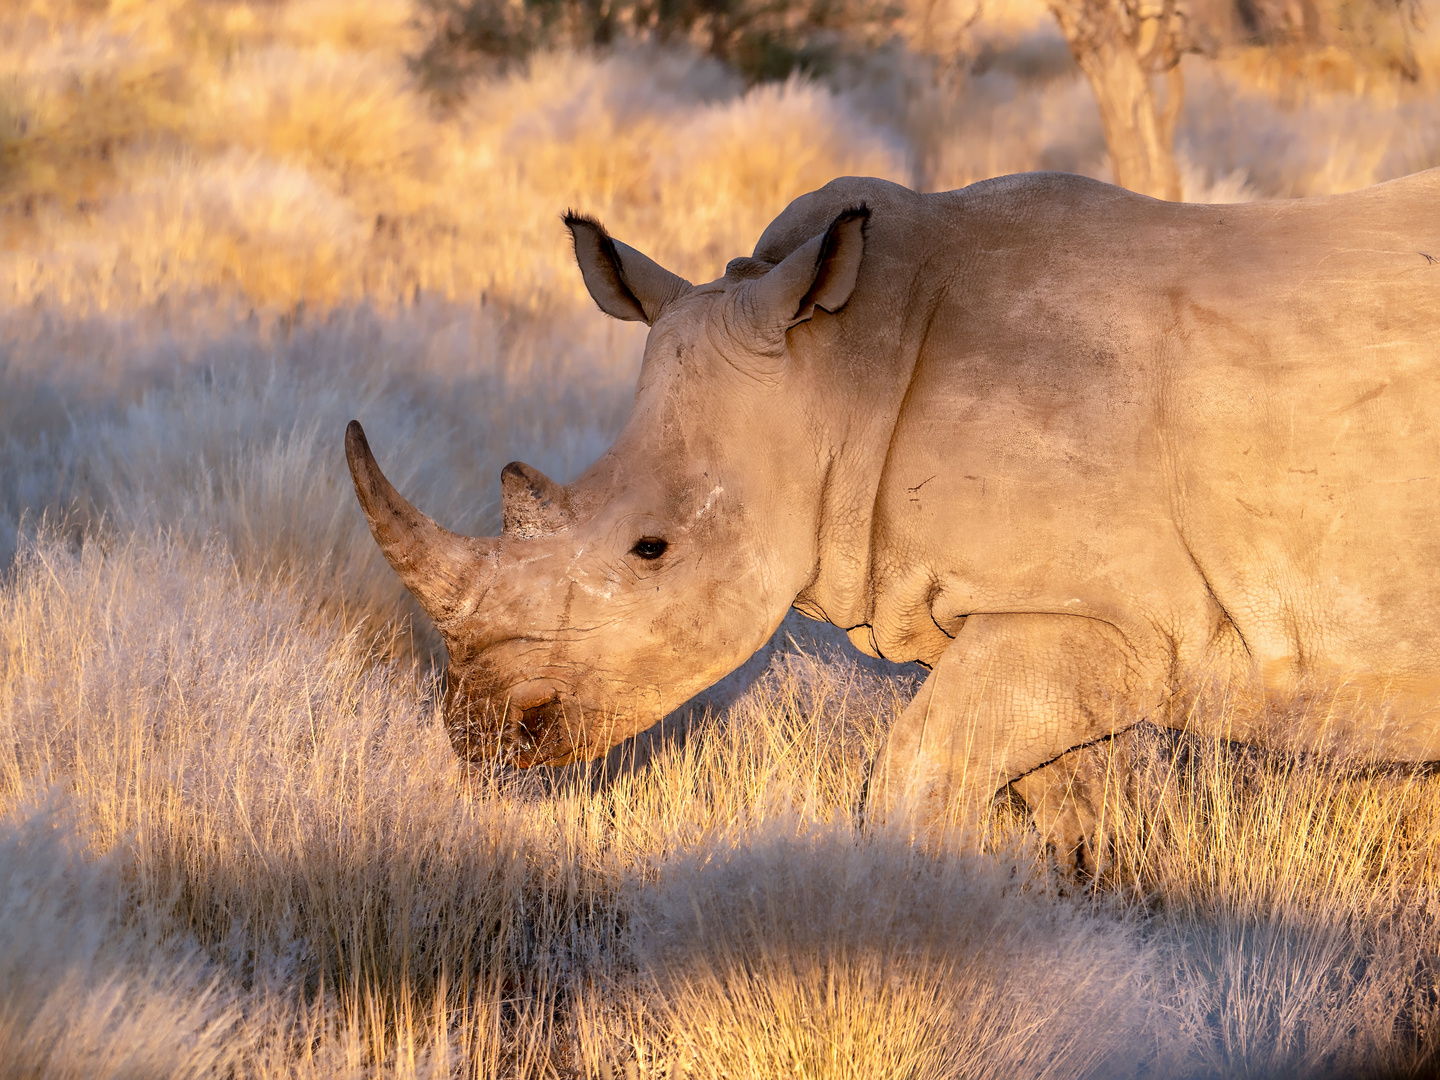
xmin=1075 ymin=40 xmax=1184 ymax=200
xmin=1047 ymin=0 xmax=1186 ymax=201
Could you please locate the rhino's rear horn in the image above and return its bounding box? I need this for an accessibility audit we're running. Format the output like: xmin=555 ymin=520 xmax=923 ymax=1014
xmin=345 ymin=420 xmax=494 ymax=625
xmin=502 ymin=461 xmax=575 ymax=538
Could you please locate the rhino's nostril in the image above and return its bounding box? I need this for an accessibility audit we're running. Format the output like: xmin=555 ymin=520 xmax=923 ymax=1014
xmin=504 ymin=696 xmax=563 ymax=760
xmin=520 ymin=701 xmax=554 ymax=728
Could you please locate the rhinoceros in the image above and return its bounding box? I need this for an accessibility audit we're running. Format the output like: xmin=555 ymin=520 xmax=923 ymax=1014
xmin=346 ymin=168 xmax=1440 ymax=820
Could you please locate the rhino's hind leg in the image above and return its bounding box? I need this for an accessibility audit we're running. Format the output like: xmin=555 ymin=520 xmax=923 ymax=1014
xmin=868 ymin=613 xmax=1157 ymax=832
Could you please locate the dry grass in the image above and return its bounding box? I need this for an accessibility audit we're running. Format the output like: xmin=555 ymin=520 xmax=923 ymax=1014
xmin=4 ymin=0 xmax=1440 ymax=1075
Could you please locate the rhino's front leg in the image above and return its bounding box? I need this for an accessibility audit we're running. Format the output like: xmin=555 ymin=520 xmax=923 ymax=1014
xmin=868 ymin=612 xmax=1154 ymax=830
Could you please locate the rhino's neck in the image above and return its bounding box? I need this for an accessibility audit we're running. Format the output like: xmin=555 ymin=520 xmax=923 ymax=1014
xmin=782 ymin=182 xmax=951 ymax=634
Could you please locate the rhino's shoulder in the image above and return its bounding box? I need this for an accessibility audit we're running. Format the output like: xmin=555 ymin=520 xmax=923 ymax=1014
xmin=951 ymin=172 xmax=1165 ymax=226
xmin=750 ymin=177 xmax=927 ymax=264
xmin=750 ymin=173 xmax=1153 ymax=267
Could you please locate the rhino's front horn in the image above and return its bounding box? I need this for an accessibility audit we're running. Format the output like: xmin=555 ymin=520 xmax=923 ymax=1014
xmin=345 ymin=420 xmax=494 ymax=625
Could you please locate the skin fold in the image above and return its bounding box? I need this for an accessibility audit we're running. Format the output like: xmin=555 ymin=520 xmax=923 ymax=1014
xmin=347 ymin=168 xmax=1440 ymax=822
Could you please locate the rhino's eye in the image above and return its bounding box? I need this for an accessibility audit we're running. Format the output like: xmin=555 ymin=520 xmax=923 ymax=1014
xmin=631 ymin=537 xmax=668 ymax=561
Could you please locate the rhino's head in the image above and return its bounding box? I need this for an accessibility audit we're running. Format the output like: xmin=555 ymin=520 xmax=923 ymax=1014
xmin=347 ymin=205 xmax=867 ymax=766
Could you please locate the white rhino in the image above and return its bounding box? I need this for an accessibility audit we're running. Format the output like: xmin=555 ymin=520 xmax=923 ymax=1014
xmin=347 ymin=168 xmax=1440 ymax=820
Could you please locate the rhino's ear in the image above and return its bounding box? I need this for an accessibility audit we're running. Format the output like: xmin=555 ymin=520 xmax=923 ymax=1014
xmin=565 ymin=212 xmax=692 ymax=325
xmin=745 ymin=205 xmax=869 ymax=334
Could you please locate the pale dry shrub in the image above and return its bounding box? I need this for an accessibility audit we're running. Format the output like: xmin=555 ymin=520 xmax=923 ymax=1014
xmin=900 ymin=22 xmax=1114 ymax=191
xmin=90 ymin=151 xmax=366 ymax=306
xmin=0 ymin=3 xmax=908 ymax=313
xmin=412 ymin=51 xmax=908 ymax=301
xmin=278 ymin=0 xmax=421 ymax=54
xmin=212 ymin=45 xmax=434 ymax=189
xmin=1174 ymin=53 xmax=1440 ymax=197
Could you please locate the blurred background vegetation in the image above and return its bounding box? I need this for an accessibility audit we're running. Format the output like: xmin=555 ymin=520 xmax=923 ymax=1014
xmin=414 ymin=0 xmax=1431 ymax=197
xmin=413 ymin=0 xmax=1426 ymax=89
xmin=0 ymin=0 xmax=1434 ymax=318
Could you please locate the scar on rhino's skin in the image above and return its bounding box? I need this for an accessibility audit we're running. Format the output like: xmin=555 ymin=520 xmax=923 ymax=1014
xmin=1335 ymin=381 xmax=1389 ymax=415
xmin=907 ymin=475 xmax=937 ymax=503
xmin=1421 ymin=252 xmax=1437 ymax=265
xmin=691 ymin=484 xmax=724 ymax=520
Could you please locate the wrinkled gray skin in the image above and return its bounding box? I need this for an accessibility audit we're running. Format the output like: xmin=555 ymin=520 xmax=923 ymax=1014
xmin=348 ymin=169 xmax=1440 ymax=821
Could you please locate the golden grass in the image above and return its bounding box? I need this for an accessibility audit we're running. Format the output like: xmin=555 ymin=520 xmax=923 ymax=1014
xmin=4 ymin=0 xmax=1440 ymax=1075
